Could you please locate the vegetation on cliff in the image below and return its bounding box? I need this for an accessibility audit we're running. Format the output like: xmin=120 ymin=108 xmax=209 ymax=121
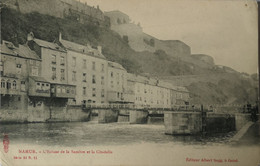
xmin=1 ymin=7 xmax=258 ymax=105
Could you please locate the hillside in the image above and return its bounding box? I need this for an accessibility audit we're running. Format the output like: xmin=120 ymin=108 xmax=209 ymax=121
xmin=1 ymin=7 xmax=258 ymax=105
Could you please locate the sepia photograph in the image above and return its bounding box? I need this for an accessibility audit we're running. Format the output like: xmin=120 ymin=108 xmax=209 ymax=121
xmin=0 ymin=0 xmax=259 ymax=165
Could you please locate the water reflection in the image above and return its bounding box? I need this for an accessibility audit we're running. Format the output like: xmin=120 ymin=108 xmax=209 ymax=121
xmin=0 ymin=122 xmax=236 ymax=147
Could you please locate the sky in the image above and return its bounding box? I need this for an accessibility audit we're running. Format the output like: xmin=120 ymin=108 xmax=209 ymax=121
xmin=83 ymin=0 xmax=258 ymax=74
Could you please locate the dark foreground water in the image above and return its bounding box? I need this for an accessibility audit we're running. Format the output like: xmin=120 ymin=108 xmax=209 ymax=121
xmin=0 ymin=121 xmax=237 ymax=147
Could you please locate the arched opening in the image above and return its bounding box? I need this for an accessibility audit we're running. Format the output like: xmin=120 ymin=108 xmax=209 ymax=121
xmin=1 ymin=79 xmax=5 ymax=88
xmin=6 ymin=80 xmax=11 ymax=89
xmin=12 ymin=80 xmax=17 ymax=89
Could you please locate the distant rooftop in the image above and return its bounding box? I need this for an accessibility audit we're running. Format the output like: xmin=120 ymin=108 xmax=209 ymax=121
xmin=108 ymin=61 xmax=126 ymax=70
xmin=59 ymin=38 xmax=106 ymax=59
xmin=33 ymin=38 xmax=66 ymax=52
xmin=1 ymin=40 xmax=40 ymax=60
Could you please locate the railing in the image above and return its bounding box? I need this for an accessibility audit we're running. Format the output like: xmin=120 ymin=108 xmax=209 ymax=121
xmin=81 ymin=103 xmax=206 ymax=111
xmin=66 ymin=103 xmax=257 ymax=114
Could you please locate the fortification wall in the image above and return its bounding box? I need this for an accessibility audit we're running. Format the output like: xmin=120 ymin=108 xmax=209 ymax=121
xmin=2 ymin=0 xmax=109 ymax=26
xmin=191 ymin=54 xmax=214 ymax=65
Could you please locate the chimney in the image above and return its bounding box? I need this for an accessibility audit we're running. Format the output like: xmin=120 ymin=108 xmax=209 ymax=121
xmin=59 ymin=32 xmax=62 ymax=41
xmin=97 ymin=46 xmax=102 ymax=54
xmin=27 ymin=32 xmax=34 ymax=41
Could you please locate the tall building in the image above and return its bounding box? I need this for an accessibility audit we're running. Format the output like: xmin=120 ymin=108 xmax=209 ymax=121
xmin=27 ymin=32 xmax=76 ymax=100
xmin=107 ymin=61 xmax=128 ymax=103
xmin=59 ymin=34 xmax=108 ymax=105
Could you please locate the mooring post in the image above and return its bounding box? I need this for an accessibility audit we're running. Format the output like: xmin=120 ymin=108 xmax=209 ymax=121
xmin=201 ymin=104 xmax=207 ymax=136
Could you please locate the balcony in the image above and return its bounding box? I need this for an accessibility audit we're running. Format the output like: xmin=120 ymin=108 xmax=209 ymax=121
xmin=28 ymin=76 xmax=51 ymax=97
xmin=51 ymin=83 xmax=76 ymax=99
xmin=0 ymin=76 xmax=20 ymax=95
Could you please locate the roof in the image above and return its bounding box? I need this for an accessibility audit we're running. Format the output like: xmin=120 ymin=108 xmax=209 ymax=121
xmin=0 ymin=41 xmax=19 ymax=56
xmin=18 ymin=44 xmax=40 ymax=60
xmin=29 ymin=76 xmax=49 ymax=83
xmin=60 ymin=39 xmax=106 ymax=59
xmin=126 ymin=73 xmax=189 ymax=92
xmin=51 ymin=82 xmax=76 ymax=87
xmin=108 ymin=61 xmax=126 ymax=70
xmin=33 ymin=38 xmax=66 ymax=52
xmin=1 ymin=41 xmax=41 ymax=60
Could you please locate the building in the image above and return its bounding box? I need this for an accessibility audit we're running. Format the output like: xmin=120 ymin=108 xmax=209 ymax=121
xmin=0 ymin=40 xmax=40 ymax=113
xmin=107 ymin=61 xmax=128 ymax=103
xmin=126 ymin=73 xmax=171 ymax=108
xmin=126 ymin=73 xmax=190 ymax=108
xmin=1 ymin=32 xmax=190 ymax=123
xmin=59 ymin=34 xmax=108 ymax=105
xmin=27 ymin=32 xmax=76 ymax=100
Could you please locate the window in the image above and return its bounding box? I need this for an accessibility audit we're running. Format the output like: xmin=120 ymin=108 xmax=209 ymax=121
xmin=41 ymin=83 xmax=45 ymax=89
xmin=82 ymin=100 xmax=86 ymax=104
xmin=72 ymin=71 xmax=76 ymax=81
xmin=61 ymin=69 xmax=65 ymax=81
xmin=101 ymin=89 xmax=105 ymax=97
xmin=1 ymin=79 xmax=5 ymax=88
xmin=72 ymin=57 xmax=76 ymax=67
xmin=60 ymin=56 xmax=65 ymax=66
xmin=51 ymin=55 xmax=56 ymax=64
xmin=12 ymin=80 xmax=16 ymax=89
xmin=36 ymin=82 xmax=41 ymax=90
xmin=92 ymin=75 xmax=96 ymax=84
xmin=111 ymin=72 xmax=113 ymax=77
xmin=31 ymin=66 xmax=38 ymax=76
xmin=16 ymin=64 xmax=22 ymax=74
xmin=101 ymin=64 xmax=104 ymax=72
xmin=101 ymin=76 xmax=104 ymax=85
xmin=57 ymin=86 xmax=61 ymax=93
xmin=110 ymin=81 xmax=114 ymax=88
xmin=62 ymin=87 xmax=66 ymax=93
xmin=52 ymin=67 xmax=56 ymax=80
xmin=83 ymin=73 xmax=87 ymax=82
xmin=0 ymin=61 xmax=3 ymax=76
xmin=21 ymin=81 xmax=25 ymax=91
xmin=92 ymin=88 xmax=96 ymax=97
xmin=117 ymin=92 xmax=120 ymax=98
xmin=83 ymin=87 xmax=86 ymax=95
xmin=92 ymin=62 xmax=95 ymax=70
xmin=66 ymin=88 xmax=70 ymax=94
xmin=6 ymin=80 xmax=11 ymax=89
xmin=83 ymin=59 xmax=87 ymax=69
xmin=117 ymin=73 xmax=120 ymax=85
xmin=30 ymin=60 xmax=34 ymax=65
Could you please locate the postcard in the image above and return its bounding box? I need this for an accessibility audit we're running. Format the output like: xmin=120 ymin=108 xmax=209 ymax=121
xmin=0 ymin=0 xmax=259 ymax=165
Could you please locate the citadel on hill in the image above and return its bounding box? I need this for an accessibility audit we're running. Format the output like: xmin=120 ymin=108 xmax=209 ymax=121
xmin=2 ymin=0 xmax=215 ymax=67
xmin=2 ymin=0 xmax=110 ymax=27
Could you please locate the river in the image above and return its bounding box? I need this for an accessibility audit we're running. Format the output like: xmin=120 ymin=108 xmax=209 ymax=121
xmin=0 ymin=121 xmax=259 ymax=166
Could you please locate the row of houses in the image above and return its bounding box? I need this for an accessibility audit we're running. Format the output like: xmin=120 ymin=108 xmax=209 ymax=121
xmin=0 ymin=32 xmax=190 ymax=115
